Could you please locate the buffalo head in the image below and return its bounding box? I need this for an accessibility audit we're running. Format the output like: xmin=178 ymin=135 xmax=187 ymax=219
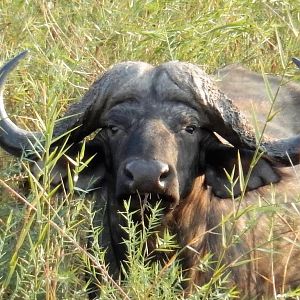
xmin=1 ymin=52 xmax=299 ymax=200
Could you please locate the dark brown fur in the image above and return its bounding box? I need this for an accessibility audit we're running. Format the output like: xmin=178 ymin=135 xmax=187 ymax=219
xmin=142 ymin=174 xmax=300 ymax=298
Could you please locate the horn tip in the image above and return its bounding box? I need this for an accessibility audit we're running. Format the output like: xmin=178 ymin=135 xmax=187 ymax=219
xmin=17 ymin=50 xmax=29 ymax=59
xmin=8 ymin=50 xmax=29 ymax=67
xmin=0 ymin=50 xmax=29 ymax=83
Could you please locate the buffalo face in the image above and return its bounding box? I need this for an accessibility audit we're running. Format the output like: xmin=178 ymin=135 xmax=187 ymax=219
xmin=97 ymin=71 xmax=211 ymax=212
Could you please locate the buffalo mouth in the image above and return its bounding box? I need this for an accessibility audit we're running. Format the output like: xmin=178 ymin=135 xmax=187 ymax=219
xmin=118 ymin=193 xmax=178 ymax=213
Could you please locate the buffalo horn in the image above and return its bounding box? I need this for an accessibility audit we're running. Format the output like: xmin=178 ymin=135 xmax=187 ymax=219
xmin=191 ymin=65 xmax=300 ymax=166
xmin=0 ymin=51 xmax=42 ymax=156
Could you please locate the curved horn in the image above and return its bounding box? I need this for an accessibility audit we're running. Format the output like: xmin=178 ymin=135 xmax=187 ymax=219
xmin=162 ymin=61 xmax=300 ymax=166
xmin=52 ymin=61 xmax=153 ymax=143
xmin=207 ymin=88 xmax=300 ymax=165
xmin=0 ymin=51 xmax=42 ymax=156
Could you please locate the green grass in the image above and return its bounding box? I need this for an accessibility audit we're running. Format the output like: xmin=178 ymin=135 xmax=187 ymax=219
xmin=0 ymin=0 xmax=300 ymax=299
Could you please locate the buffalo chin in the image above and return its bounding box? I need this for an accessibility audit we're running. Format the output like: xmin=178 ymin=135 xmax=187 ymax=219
xmin=117 ymin=193 xmax=178 ymax=213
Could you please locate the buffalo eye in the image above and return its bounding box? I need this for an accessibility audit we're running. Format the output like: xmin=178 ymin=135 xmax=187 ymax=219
xmin=185 ymin=125 xmax=197 ymax=134
xmin=107 ymin=125 xmax=119 ymax=135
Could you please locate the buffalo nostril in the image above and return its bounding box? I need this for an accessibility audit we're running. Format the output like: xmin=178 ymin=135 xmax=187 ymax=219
xmin=159 ymin=164 xmax=170 ymax=181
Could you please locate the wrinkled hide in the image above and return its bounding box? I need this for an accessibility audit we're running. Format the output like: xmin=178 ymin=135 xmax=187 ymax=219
xmin=1 ymin=53 xmax=300 ymax=299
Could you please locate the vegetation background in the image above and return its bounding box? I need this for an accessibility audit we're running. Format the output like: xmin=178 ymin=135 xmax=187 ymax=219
xmin=0 ymin=0 xmax=300 ymax=299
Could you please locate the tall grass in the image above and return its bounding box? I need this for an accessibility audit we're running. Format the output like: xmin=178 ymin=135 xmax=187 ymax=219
xmin=0 ymin=0 xmax=300 ymax=299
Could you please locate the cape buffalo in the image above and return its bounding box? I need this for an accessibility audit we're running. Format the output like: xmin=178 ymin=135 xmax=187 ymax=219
xmin=1 ymin=52 xmax=300 ymax=298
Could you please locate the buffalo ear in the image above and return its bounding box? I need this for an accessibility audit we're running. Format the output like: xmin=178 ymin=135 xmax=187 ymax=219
xmin=204 ymin=144 xmax=281 ymax=198
xmin=32 ymin=141 xmax=106 ymax=193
